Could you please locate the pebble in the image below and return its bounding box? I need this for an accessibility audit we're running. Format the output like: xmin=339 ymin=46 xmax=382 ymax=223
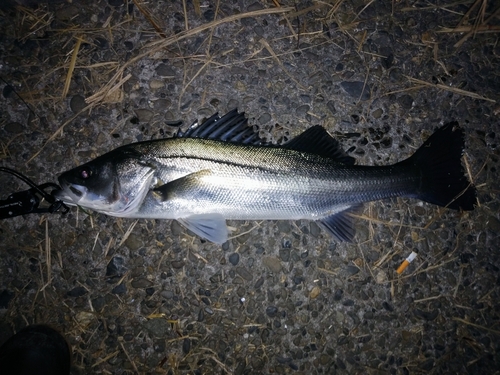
xmin=91 ymin=296 xmax=105 ymax=311
xmin=258 ymin=113 xmax=271 ymax=124
xmin=487 ymin=215 xmax=500 ymax=232
xmin=106 ymin=256 xmax=126 ymax=278
xmin=236 ymin=266 xmax=252 ymax=281
xmin=346 ymin=265 xmax=360 ymax=276
xmin=295 ymin=104 xmax=310 ymax=116
xmin=262 ymin=256 xmax=282 ymax=273
xmin=124 ymin=234 xmax=142 ymax=251
xmin=309 ymin=286 xmax=320 ymax=299
xmin=70 ymin=94 xmax=87 ymax=113
xmin=131 ymin=278 xmax=153 ymax=288
xmin=112 ymin=283 xmax=126 ymax=295
xmin=4 ymin=122 xmax=23 ymax=134
xmin=124 ymin=41 xmax=133 ymax=51
xmin=55 ymin=5 xmax=79 ymax=21
xmin=247 ymin=2 xmax=263 ymax=11
xmin=155 ymin=63 xmax=176 ymax=77
xmin=67 ymin=286 xmax=87 ymax=297
xmin=149 ymin=80 xmax=164 ymax=90
xmin=94 ymin=37 xmax=108 ymax=49
xmin=398 ymin=94 xmax=414 ymax=109
xmin=134 ymin=108 xmax=154 ymax=123
xmin=266 ymin=305 xmax=278 ymax=318
xmin=279 ymin=248 xmax=290 ymax=262
xmin=230 ymin=66 xmax=248 ymax=75
xmin=228 ymin=253 xmax=240 ymax=266
xmin=333 ymin=289 xmax=343 ymax=301
xmin=171 ymin=260 xmax=185 ymax=269
xmin=161 ymin=290 xmax=174 ymax=299
xmin=340 ymin=81 xmax=371 ymax=100
xmin=143 ymin=318 xmax=169 ymax=338
xmin=414 ymin=308 xmax=439 ymax=321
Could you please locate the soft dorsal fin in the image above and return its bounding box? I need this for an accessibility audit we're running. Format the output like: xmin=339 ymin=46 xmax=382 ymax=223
xmin=283 ymin=126 xmax=355 ymax=164
xmin=177 ymin=108 xmax=263 ymax=145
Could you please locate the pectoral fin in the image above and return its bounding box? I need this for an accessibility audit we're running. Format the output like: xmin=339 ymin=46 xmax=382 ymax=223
xmin=178 ymin=214 xmax=228 ymax=244
xmin=152 ymin=170 xmax=213 ymax=202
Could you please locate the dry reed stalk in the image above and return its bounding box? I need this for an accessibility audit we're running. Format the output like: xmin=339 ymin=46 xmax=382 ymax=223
xmin=407 ymin=76 xmax=496 ymax=102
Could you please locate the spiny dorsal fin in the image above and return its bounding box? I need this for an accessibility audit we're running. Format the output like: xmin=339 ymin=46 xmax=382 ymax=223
xmin=284 ymin=126 xmax=355 ymax=165
xmin=177 ymin=108 xmax=263 ymax=145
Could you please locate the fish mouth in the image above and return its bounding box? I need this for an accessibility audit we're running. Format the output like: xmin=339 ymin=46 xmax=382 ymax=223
xmin=53 ymin=181 xmax=86 ymax=205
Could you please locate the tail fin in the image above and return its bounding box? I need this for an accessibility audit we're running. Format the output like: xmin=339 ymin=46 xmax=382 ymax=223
xmin=402 ymin=122 xmax=476 ymax=210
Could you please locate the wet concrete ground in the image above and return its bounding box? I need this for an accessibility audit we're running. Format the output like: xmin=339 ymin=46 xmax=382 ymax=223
xmin=1 ymin=0 xmax=499 ymax=374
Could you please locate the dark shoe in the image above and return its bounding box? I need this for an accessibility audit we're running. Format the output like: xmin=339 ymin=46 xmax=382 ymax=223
xmin=0 ymin=325 xmax=71 ymax=375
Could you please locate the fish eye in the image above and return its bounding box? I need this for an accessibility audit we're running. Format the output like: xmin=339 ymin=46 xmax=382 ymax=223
xmin=80 ymin=167 xmax=92 ymax=179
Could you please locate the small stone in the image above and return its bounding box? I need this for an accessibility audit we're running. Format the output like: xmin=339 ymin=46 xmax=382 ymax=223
xmin=258 ymin=113 xmax=271 ymax=124
xmin=124 ymin=41 xmax=133 ymax=50
xmin=75 ymin=311 xmax=94 ymax=327
xmin=295 ymin=104 xmax=310 ymax=116
xmin=149 ymin=80 xmax=164 ymax=90
xmin=279 ymin=248 xmax=290 ymax=262
xmin=94 ymin=37 xmax=108 ymax=49
xmin=326 ymin=100 xmax=337 ymax=115
xmin=247 ymin=2 xmax=263 ymax=11
xmin=91 ymin=296 xmax=106 ymax=311
xmin=333 ymin=289 xmax=343 ymax=301
xmin=262 ymin=256 xmax=282 ymax=273
xmin=55 ymin=5 xmax=79 ymax=21
xmin=340 ymin=81 xmax=371 ymax=100
xmin=414 ymin=308 xmax=439 ymax=321
xmin=266 ymin=305 xmax=278 ymax=318
xmin=106 ymin=256 xmax=127 ymax=278
xmin=382 ymin=301 xmax=394 ymax=312
xmin=375 ymin=270 xmax=387 ymax=284
xmin=155 ymin=63 xmax=176 ymax=77
xmin=171 ymin=260 xmax=185 ymax=269
xmin=487 ymin=215 xmax=500 ymax=232
xmin=134 ymin=108 xmax=154 ymax=123
xmin=182 ymin=338 xmax=191 ymax=354
xmin=70 ymin=95 xmax=87 ymax=114
xmin=131 ymin=278 xmax=153 ymax=288
xmin=67 ymin=286 xmax=87 ymax=297
xmin=309 ymin=286 xmax=320 ymax=299
xmin=236 ymin=266 xmax=252 ymax=281
xmin=124 ymin=234 xmax=142 ymax=251
xmin=112 ymin=283 xmax=127 ymax=295
xmin=4 ymin=122 xmax=23 ymax=134
xmin=0 ymin=290 xmax=14 ymax=309
xmin=144 ymin=318 xmax=170 ymax=338
xmin=372 ymin=108 xmax=383 ymax=119
xmin=228 ymin=253 xmax=240 ymax=266
xmin=346 ymin=265 xmax=360 ymax=276
xmin=401 ymin=330 xmax=412 ymax=342
xmin=398 ymin=94 xmax=413 ymax=109
xmin=419 ymin=359 xmax=435 ymax=371
xmin=367 ymin=250 xmax=380 ymax=262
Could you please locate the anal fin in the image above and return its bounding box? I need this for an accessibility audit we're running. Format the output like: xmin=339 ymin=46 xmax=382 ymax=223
xmin=318 ymin=204 xmax=362 ymax=242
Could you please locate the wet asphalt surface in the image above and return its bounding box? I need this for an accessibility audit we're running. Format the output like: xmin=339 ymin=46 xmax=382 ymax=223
xmin=0 ymin=0 xmax=499 ymax=374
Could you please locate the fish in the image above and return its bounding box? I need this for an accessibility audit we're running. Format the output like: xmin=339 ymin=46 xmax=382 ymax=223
xmin=55 ymin=109 xmax=477 ymax=244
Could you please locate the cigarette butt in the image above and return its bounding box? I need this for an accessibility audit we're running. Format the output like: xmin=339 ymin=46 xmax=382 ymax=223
xmin=397 ymin=251 xmax=417 ymax=274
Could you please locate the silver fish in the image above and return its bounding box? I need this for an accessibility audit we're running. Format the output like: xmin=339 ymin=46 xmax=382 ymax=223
xmin=55 ymin=109 xmax=476 ymax=244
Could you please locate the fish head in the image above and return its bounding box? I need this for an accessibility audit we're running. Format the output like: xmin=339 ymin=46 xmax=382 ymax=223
xmin=55 ymin=147 xmax=155 ymax=216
